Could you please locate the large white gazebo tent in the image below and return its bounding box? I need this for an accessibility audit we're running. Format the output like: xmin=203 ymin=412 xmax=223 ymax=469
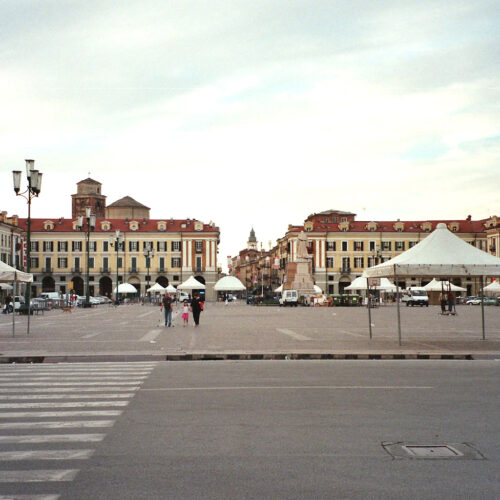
xmin=0 ymin=260 xmax=33 ymax=337
xmin=365 ymin=223 xmax=500 ymax=344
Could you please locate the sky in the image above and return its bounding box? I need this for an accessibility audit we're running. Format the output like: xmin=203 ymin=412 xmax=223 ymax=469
xmin=1 ymin=0 xmax=499 ymax=271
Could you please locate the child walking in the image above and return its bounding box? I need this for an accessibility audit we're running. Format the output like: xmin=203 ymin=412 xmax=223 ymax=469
xmin=182 ymin=300 xmax=189 ymax=326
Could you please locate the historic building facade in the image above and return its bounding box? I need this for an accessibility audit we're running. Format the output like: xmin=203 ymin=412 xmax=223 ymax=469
xmin=232 ymin=210 xmax=499 ymax=296
xmin=0 ymin=212 xmax=24 ymax=268
xmin=15 ymin=178 xmax=220 ymax=300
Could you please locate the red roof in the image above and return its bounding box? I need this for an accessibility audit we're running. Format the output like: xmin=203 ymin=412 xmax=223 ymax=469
xmin=17 ymin=218 xmax=219 ymax=234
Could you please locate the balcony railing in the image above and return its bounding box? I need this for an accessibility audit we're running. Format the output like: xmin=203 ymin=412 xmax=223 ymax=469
xmin=42 ymin=267 xmax=53 ymax=273
xmin=195 ymin=267 xmax=203 ymax=273
xmin=129 ymin=267 xmax=138 ymax=273
xmin=339 ymin=266 xmax=351 ymax=274
xmin=100 ymin=267 xmax=111 ymax=273
xmin=72 ymin=267 xmax=82 ymax=273
xmin=157 ymin=267 xmax=166 ymax=273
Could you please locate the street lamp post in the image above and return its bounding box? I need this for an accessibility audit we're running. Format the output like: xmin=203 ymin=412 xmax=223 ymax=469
xmin=78 ymin=207 xmax=96 ymax=308
xmin=143 ymin=243 xmax=154 ymax=302
xmin=110 ymin=230 xmax=123 ymax=305
xmin=12 ymin=159 xmax=43 ymax=335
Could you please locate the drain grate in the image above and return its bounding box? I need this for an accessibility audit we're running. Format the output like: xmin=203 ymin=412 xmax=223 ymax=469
xmin=382 ymin=442 xmax=486 ymax=460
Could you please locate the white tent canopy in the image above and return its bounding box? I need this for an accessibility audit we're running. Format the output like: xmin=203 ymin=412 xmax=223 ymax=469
xmin=423 ymin=279 xmax=466 ymax=292
xmin=0 ymin=283 xmax=14 ymax=290
xmin=483 ymin=281 xmax=500 ymax=293
xmin=214 ymin=276 xmax=246 ymax=291
xmin=274 ymin=284 xmax=283 ymax=293
xmin=314 ymin=285 xmax=322 ymax=294
xmin=147 ymin=282 xmax=165 ymax=293
xmin=113 ymin=283 xmax=138 ymax=294
xmin=177 ymin=276 xmax=206 ymax=290
xmin=365 ymin=223 xmax=500 ymax=278
xmin=344 ymin=276 xmax=397 ymax=291
xmin=0 ymin=260 xmax=33 ymax=283
xmin=165 ymin=284 xmax=177 ymax=293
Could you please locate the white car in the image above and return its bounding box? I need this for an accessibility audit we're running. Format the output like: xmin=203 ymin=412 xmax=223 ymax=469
xmin=466 ymin=297 xmax=481 ymax=305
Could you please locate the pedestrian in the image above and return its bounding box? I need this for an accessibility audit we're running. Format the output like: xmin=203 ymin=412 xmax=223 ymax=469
xmin=190 ymin=292 xmax=202 ymax=326
xmin=439 ymin=292 xmax=448 ymax=314
xmin=447 ymin=291 xmax=455 ymax=314
xmin=181 ymin=300 xmax=189 ymax=326
xmin=160 ymin=293 xmax=174 ymax=327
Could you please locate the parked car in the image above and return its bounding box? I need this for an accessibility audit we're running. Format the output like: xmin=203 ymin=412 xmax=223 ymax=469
xmin=466 ymin=297 xmax=481 ymax=305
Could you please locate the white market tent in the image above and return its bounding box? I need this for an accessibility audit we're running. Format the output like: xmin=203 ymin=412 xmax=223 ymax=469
xmin=344 ymin=276 xmax=397 ymax=292
xmin=274 ymin=284 xmax=283 ymax=293
xmin=483 ymin=281 xmax=500 ymax=294
xmin=365 ymin=223 xmax=500 ymax=343
xmin=423 ymin=279 xmax=466 ymax=292
xmin=177 ymin=276 xmax=206 ymax=290
xmin=314 ymin=285 xmax=322 ymax=294
xmin=113 ymin=283 xmax=138 ymax=294
xmin=275 ymin=284 xmax=322 ymax=294
xmin=165 ymin=284 xmax=177 ymax=293
xmin=0 ymin=260 xmax=33 ymax=337
xmin=147 ymin=282 xmax=165 ymax=293
xmin=213 ymin=276 xmax=246 ymax=291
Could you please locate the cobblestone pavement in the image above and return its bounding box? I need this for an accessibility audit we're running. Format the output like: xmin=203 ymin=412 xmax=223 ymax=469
xmin=0 ymin=302 xmax=499 ymax=359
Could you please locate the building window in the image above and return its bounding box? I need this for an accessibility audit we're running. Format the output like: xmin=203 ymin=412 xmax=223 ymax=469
xmin=72 ymin=241 xmax=82 ymax=252
xmin=87 ymin=241 xmax=97 ymax=252
xmin=129 ymin=241 xmax=139 ymax=252
xmin=103 ymin=257 xmax=109 ymax=270
xmin=395 ymin=241 xmax=405 ymax=251
xmin=58 ymin=241 xmax=68 ymax=252
xmin=328 ymin=275 xmax=334 ymax=281
xmin=195 ymin=241 xmax=203 ymax=253
xmin=354 ymin=257 xmax=364 ymax=268
xmin=103 ymin=241 xmax=109 ymax=252
xmin=381 ymin=241 xmax=392 ymax=251
xmin=173 ymin=275 xmax=180 ymax=281
xmin=327 ymin=241 xmax=336 ymax=251
xmin=171 ymin=241 xmax=181 ymax=251
xmin=57 ymin=257 xmax=68 ymax=269
xmin=157 ymin=241 xmax=167 ymax=252
xmin=89 ymin=257 xmax=95 ymax=269
xmin=342 ymin=241 xmax=348 ymax=252
xmin=326 ymin=257 xmax=334 ymax=268
xmin=171 ymin=257 xmax=181 ymax=268
xmin=354 ymin=241 xmax=364 ymax=251
xmin=117 ymin=257 xmax=123 ymax=268
xmin=369 ymin=241 xmax=376 ymax=251
xmin=159 ymin=257 xmax=165 ymax=271
xmin=30 ymin=257 xmax=39 ymax=268
xmin=196 ymin=256 xmax=202 ymax=271
xmin=143 ymin=241 xmax=154 ymax=250
xmin=409 ymin=241 xmax=418 ymax=248
xmin=342 ymin=257 xmax=350 ymax=271
xmin=43 ymin=241 xmax=53 ymax=252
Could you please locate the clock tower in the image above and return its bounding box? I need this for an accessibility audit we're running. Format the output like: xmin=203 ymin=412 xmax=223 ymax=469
xmin=71 ymin=178 xmax=107 ymax=218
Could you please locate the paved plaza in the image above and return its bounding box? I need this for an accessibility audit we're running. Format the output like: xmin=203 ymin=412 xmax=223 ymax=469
xmin=1 ymin=302 xmax=499 ymax=361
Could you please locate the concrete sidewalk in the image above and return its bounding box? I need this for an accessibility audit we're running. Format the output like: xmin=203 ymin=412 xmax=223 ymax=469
xmin=1 ymin=302 xmax=499 ymax=362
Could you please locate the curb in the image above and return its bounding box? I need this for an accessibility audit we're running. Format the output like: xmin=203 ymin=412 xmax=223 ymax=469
xmin=0 ymin=353 xmax=479 ymax=363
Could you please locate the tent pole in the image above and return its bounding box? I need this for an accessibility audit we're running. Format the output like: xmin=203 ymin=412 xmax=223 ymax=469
xmin=480 ymin=276 xmax=486 ymax=340
xmin=12 ymin=281 xmax=15 ymax=338
xmin=367 ymin=277 xmax=372 ymax=339
xmin=395 ymin=270 xmax=401 ymax=346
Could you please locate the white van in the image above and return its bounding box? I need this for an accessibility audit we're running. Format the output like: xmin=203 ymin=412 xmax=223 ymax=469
xmin=401 ymin=287 xmax=429 ymax=307
xmin=40 ymin=292 xmax=61 ymax=300
xmin=279 ymin=290 xmax=298 ymax=307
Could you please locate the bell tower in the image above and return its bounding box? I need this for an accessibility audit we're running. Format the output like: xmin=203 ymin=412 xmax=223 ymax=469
xmin=71 ymin=178 xmax=107 ymax=218
xmin=248 ymin=227 xmax=258 ymax=250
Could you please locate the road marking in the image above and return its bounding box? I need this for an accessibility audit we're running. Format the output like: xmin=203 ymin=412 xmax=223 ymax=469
xmin=0 ymin=376 xmax=147 ymax=382
xmin=0 ymin=387 xmax=140 ymax=393
xmin=0 ymin=420 xmax=115 ymax=430
xmin=0 ymin=410 xmax=122 ymax=418
xmin=140 ymin=329 xmax=163 ymax=342
xmin=0 ymin=469 xmax=79 ymax=482
xmin=0 ymin=434 xmax=105 ymax=443
xmin=0 ymin=381 xmax=143 ymax=387
xmin=0 ymin=393 xmax=134 ymax=400
xmin=276 ymin=328 xmax=311 ymax=341
xmin=143 ymin=385 xmax=433 ymax=391
xmin=0 ymin=371 xmax=152 ymax=376
xmin=0 ymin=449 xmax=94 ymax=460
xmin=0 ymin=495 xmax=59 ymax=500
xmin=0 ymin=401 xmax=129 ymax=409
xmin=80 ymin=331 xmax=104 ymax=338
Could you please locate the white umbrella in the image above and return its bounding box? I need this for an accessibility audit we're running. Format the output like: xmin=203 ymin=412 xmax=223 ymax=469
xmin=165 ymin=284 xmax=177 ymax=293
xmin=424 ymin=279 xmax=466 ymax=292
xmin=147 ymin=282 xmax=165 ymax=293
xmin=483 ymin=281 xmax=500 ymax=294
xmin=177 ymin=276 xmax=206 ymax=290
xmin=214 ymin=276 xmax=246 ymax=291
xmin=113 ymin=283 xmax=138 ymax=294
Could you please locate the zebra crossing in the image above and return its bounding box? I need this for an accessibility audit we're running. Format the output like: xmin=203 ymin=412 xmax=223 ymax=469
xmin=0 ymin=361 xmax=157 ymax=499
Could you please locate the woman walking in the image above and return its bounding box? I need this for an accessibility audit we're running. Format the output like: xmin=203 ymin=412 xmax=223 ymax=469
xmin=191 ymin=292 xmax=202 ymax=326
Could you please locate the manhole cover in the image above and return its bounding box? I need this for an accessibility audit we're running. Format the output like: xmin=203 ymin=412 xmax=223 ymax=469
xmin=382 ymin=442 xmax=486 ymax=460
xmin=403 ymin=445 xmax=463 ymax=458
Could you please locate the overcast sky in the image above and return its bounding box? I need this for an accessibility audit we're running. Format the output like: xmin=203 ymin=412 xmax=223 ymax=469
xmin=1 ymin=0 xmax=499 ymax=270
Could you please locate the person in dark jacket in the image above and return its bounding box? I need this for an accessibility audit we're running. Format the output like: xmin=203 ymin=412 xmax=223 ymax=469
xmin=190 ymin=292 xmax=202 ymax=326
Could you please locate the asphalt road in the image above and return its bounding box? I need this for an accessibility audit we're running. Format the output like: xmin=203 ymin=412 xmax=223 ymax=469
xmin=0 ymin=360 xmax=498 ymax=499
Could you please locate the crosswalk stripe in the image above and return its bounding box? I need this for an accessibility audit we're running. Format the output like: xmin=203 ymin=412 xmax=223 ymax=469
xmin=0 ymin=420 xmax=115 ymax=429
xmin=0 ymin=410 xmax=122 ymax=418
xmin=0 ymin=387 xmax=140 ymax=393
xmin=0 ymin=401 xmax=129 ymax=409
xmin=0 ymin=381 xmax=143 ymax=387
xmin=0 ymin=393 xmax=134 ymax=400
xmin=0 ymin=434 xmax=105 ymax=443
xmin=0 ymin=495 xmax=60 ymax=499
xmin=0 ymin=449 xmax=94 ymax=460
xmin=0 ymin=469 xmax=79 ymax=482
